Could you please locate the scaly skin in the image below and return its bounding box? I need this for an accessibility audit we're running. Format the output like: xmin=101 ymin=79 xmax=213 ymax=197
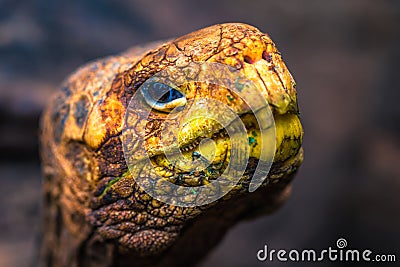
xmin=40 ymin=23 xmax=303 ymax=267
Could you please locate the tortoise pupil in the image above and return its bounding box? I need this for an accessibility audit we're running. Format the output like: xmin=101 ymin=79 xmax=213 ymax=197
xmin=148 ymin=82 xmax=183 ymax=103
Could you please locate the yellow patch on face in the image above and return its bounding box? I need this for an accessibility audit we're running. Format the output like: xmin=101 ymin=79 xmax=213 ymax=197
xmin=274 ymin=114 xmax=303 ymax=162
xmin=84 ymin=106 xmax=108 ymax=149
xmin=84 ymin=97 xmax=125 ymax=149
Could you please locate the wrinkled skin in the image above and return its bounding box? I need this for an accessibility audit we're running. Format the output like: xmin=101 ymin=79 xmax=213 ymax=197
xmin=40 ymin=23 xmax=303 ymax=267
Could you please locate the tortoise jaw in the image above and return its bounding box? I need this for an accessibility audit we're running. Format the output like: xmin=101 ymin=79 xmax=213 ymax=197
xmin=149 ymin=109 xmax=303 ymax=187
xmin=149 ymin=112 xmax=270 ymax=184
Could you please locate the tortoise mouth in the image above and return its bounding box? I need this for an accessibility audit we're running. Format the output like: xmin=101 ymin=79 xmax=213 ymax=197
xmin=179 ymin=127 xmax=229 ymax=152
xmin=149 ymin=112 xmax=272 ymax=187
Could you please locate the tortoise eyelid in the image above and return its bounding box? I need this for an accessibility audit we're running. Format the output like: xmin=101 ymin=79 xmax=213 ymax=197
xmin=140 ymin=82 xmax=186 ymax=112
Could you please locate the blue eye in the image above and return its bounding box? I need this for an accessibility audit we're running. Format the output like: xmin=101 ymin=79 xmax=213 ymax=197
xmin=148 ymin=82 xmax=183 ymax=103
xmin=141 ymin=82 xmax=186 ymax=112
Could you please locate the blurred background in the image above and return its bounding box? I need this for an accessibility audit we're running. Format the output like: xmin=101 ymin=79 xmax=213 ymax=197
xmin=1 ymin=0 xmax=399 ymax=266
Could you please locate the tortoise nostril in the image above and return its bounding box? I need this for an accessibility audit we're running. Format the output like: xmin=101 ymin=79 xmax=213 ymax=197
xmin=262 ymin=51 xmax=272 ymax=63
xmin=243 ymin=55 xmax=255 ymax=64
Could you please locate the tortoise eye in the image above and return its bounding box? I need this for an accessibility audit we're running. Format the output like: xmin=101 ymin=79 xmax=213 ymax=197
xmin=141 ymin=82 xmax=186 ymax=112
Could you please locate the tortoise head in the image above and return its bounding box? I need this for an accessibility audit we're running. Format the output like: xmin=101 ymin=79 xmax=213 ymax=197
xmin=41 ymin=23 xmax=303 ymax=260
